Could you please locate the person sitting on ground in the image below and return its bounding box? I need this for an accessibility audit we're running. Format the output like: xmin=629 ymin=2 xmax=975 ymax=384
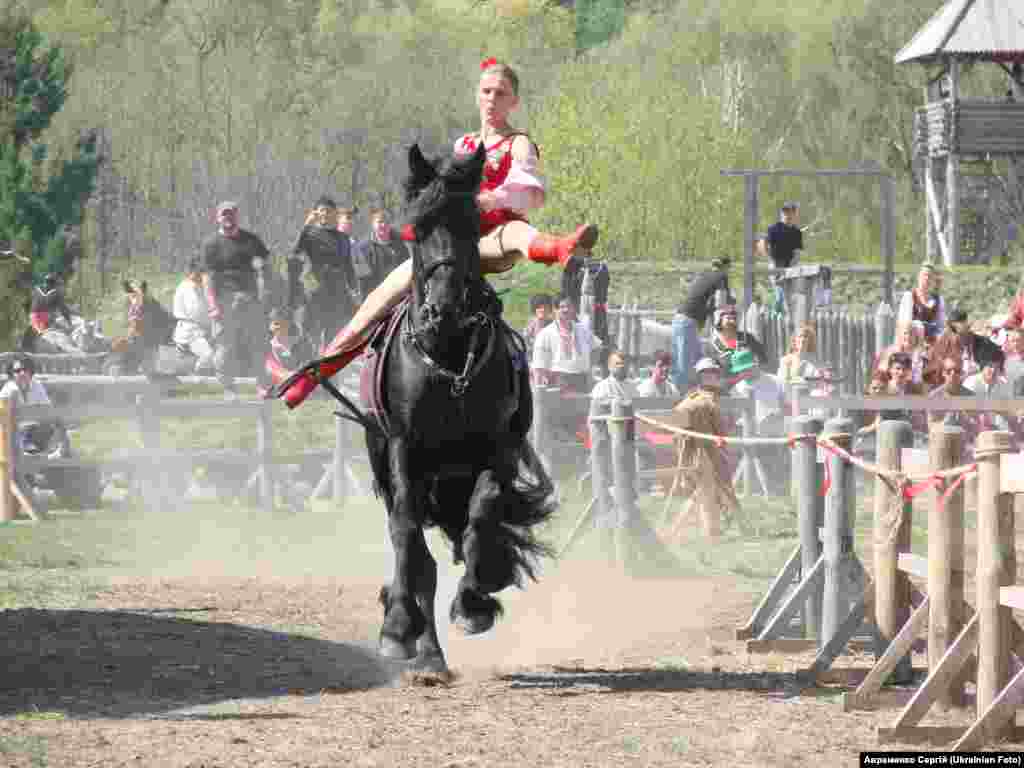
xmin=258 ymin=308 xmax=315 ymax=399
xmin=896 ymin=262 xmax=946 ymax=340
xmin=777 ymin=323 xmax=819 ymax=383
xmin=522 ymin=293 xmax=553 ymax=357
xmin=28 ymin=273 xmax=72 ymax=335
xmin=0 ymin=355 xmax=55 ymax=453
xmin=532 ymin=295 xmax=595 ymax=393
xmin=636 ymin=350 xmax=680 ymax=398
xmin=924 ymin=305 xmax=1004 ymax=389
xmin=172 ymin=257 xmax=215 ymax=375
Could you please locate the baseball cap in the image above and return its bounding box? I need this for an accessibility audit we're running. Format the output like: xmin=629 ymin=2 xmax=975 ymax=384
xmin=216 ymin=201 xmax=239 ymax=215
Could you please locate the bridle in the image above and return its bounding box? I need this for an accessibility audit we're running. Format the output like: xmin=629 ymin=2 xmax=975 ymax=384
xmin=404 ymin=255 xmax=496 ymax=397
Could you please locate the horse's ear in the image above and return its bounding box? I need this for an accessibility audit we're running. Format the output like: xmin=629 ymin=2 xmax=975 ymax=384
xmin=408 ymin=144 xmax=436 ymax=186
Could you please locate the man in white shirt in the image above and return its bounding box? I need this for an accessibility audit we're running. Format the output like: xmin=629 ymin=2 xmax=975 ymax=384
xmin=532 ymin=295 xmax=594 ymax=393
xmin=172 ymin=257 xmax=215 ymax=374
xmin=590 ymin=349 xmax=636 ymax=405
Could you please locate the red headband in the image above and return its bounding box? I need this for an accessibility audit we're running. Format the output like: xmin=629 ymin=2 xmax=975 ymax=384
xmin=480 ymin=57 xmax=498 ymax=71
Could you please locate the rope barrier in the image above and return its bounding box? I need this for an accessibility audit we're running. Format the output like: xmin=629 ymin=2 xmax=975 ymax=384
xmin=635 ymin=411 xmax=982 ymax=488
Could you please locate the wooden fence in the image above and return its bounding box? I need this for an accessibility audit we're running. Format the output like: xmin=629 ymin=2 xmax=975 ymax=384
xmin=0 ymin=378 xmax=365 ymax=521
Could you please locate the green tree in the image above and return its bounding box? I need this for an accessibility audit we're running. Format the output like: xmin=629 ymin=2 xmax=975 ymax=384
xmin=0 ymin=20 xmax=97 ymax=282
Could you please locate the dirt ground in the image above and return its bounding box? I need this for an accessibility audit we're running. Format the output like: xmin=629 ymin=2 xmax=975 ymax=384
xmin=0 ymin=495 xmax=1018 ymax=768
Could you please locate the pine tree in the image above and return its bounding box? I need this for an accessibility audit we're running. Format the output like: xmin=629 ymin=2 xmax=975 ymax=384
xmin=0 ymin=20 xmax=98 ymax=284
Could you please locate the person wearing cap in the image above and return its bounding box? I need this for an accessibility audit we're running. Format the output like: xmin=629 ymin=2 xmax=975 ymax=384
xmin=172 ymin=257 xmax=215 ymax=374
xmin=289 ymin=196 xmax=358 ymax=346
xmin=662 ymin=356 xmax=739 ymax=541
xmin=258 ymin=307 xmax=315 ymax=398
xmin=923 ymin=305 xmax=1003 ymax=389
xmin=896 ymin=263 xmax=946 ymax=339
xmin=672 ymin=257 xmax=731 ymax=393
xmin=201 ymin=201 xmax=271 ymax=390
xmin=353 ymin=207 xmax=406 ymax=303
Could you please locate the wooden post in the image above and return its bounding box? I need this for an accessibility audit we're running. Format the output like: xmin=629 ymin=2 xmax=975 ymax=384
xmin=822 ymin=416 xmax=856 ymax=648
xmin=794 ymin=415 xmax=824 ymax=642
xmin=975 ymin=430 xmax=1014 ymax=735
xmin=740 ymin=399 xmax=754 ymax=499
xmin=875 ymin=301 xmax=895 ymax=356
xmin=588 ymin=398 xmax=614 ymax=555
xmin=608 ymin=400 xmax=640 ymax=566
xmin=929 ymin=425 xmax=967 ymax=708
xmin=257 ymin=400 xmax=274 ymax=514
xmin=881 ymin=174 xmax=896 ymax=307
xmin=332 ymin=414 xmax=347 ymax=505
xmin=0 ymin=399 xmax=16 ymax=521
xmin=946 ymin=60 xmax=960 ymax=268
xmin=743 ymin=174 xmax=758 ymax=318
xmin=874 ymin=419 xmax=914 ymax=683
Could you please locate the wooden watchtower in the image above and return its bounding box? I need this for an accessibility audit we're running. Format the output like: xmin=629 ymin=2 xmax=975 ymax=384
xmin=896 ymin=0 xmax=1024 ymax=266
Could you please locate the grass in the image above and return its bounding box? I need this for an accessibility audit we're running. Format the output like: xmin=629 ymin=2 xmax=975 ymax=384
xmin=0 ymin=733 xmax=49 ymax=768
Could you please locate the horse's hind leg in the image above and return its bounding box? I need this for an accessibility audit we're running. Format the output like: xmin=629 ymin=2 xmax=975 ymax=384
xmin=451 ymin=469 xmax=506 ymax=636
xmin=379 ymin=438 xmax=428 ymax=660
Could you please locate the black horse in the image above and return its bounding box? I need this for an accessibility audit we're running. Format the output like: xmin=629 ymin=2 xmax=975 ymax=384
xmin=328 ymin=144 xmax=554 ymax=675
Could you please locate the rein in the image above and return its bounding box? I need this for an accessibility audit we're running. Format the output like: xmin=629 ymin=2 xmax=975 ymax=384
xmin=405 ymin=308 xmax=496 ymax=397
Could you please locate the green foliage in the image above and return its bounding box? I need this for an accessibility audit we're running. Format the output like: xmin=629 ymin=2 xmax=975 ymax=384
xmin=0 ymin=19 xmax=97 ymax=293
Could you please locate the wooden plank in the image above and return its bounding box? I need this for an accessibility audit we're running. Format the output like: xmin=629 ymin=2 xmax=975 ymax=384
xmin=747 ymin=637 xmax=874 ymax=654
xmin=954 ymin=662 xmax=1024 ymax=751
xmin=877 ymin=725 xmax=967 ymax=746
xmin=891 ymin=613 xmax=980 ymax=729
xmin=843 ymin=596 xmax=930 ymax=712
xmin=898 ymin=552 xmax=929 ymax=581
xmin=807 ymin=588 xmax=876 ymax=677
xmin=752 ymin=555 xmax=825 ymax=643
xmin=805 ymin=395 xmax=1024 ymax=413
xmin=735 ymin=543 xmax=803 ymax=640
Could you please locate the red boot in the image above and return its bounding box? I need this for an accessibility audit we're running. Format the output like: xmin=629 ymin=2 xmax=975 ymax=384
xmin=527 ymin=224 xmax=599 ymax=267
xmin=280 ymin=327 xmax=370 ymax=409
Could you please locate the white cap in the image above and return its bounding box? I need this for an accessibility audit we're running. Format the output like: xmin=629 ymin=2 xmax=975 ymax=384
xmin=695 ymin=357 xmax=721 ymax=373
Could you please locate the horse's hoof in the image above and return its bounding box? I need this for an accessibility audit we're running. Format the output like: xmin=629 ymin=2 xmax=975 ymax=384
xmin=378 ymin=634 xmax=417 ymax=660
xmin=453 ymin=613 xmax=495 ymax=636
xmin=412 ymin=652 xmax=451 ymax=678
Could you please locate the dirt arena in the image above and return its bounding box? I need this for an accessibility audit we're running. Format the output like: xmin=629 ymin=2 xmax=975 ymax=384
xmin=0 ymin=495 xmax=1015 ymax=767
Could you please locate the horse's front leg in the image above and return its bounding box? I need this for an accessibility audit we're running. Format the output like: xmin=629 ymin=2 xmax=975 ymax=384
xmin=409 ymin=529 xmax=449 ymax=676
xmin=451 ymin=469 xmax=506 ymax=636
xmin=379 ymin=437 xmax=427 ymax=660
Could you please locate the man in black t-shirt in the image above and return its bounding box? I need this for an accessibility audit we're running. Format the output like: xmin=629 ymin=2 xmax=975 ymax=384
xmin=760 ymin=202 xmax=804 ymax=269
xmin=202 ymin=201 xmax=269 ymax=391
xmin=288 ymin=196 xmax=358 ymax=346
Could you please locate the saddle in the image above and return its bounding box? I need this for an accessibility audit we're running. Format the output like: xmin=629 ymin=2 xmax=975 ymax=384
xmin=358 ymin=281 xmax=525 ymax=436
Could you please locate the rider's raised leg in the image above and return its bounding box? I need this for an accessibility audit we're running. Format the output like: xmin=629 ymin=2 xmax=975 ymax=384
xmin=479 ymin=221 xmax=599 ymax=271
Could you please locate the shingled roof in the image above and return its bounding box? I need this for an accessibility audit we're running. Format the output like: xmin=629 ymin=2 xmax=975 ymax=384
xmin=895 ymin=0 xmax=1024 ymax=65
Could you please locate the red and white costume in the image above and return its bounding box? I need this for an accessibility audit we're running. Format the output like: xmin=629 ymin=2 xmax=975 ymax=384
xmin=454 ymin=133 xmax=545 ymax=235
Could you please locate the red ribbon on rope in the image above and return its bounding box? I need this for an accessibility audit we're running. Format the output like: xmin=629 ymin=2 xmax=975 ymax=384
xmin=901 ymin=473 xmax=944 ymax=501
xmin=714 ymin=435 xmax=726 ymax=449
xmin=936 ymin=464 xmax=977 ymax=515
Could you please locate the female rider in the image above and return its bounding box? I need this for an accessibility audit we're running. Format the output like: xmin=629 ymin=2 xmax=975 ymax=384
xmin=282 ymin=58 xmax=598 ymax=406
